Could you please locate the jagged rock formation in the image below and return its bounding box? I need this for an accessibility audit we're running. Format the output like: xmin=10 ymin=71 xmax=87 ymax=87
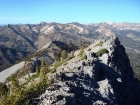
xmin=30 ymin=36 xmax=140 ymax=105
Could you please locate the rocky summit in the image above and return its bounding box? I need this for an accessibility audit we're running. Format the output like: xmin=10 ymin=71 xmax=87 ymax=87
xmin=29 ymin=36 xmax=140 ymax=105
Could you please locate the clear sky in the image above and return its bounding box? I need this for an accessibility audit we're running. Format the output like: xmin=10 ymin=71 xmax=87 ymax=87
xmin=0 ymin=0 xmax=140 ymax=24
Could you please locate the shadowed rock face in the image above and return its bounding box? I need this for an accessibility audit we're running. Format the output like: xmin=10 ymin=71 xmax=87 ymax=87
xmin=29 ymin=37 xmax=140 ymax=105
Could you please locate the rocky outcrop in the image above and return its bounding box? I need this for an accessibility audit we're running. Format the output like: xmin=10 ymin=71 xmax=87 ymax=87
xmin=30 ymin=36 xmax=140 ymax=105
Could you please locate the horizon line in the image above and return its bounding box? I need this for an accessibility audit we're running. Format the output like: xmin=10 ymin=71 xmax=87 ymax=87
xmin=0 ymin=21 xmax=140 ymax=26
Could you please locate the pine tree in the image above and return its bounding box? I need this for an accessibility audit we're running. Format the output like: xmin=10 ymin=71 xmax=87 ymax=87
xmin=9 ymin=75 xmax=20 ymax=94
xmin=55 ymin=56 xmax=61 ymax=62
xmin=41 ymin=60 xmax=45 ymax=69
xmin=78 ymin=46 xmax=84 ymax=56
xmin=40 ymin=68 xmax=46 ymax=78
xmin=39 ymin=68 xmax=47 ymax=87
xmin=0 ymin=82 xmax=8 ymax=96
xmin=61 ymin=50 xmax=68 ymax=60
xmin=36 ymin=64 xmax=40 ymax=75
xmin=40 ymin=60 xmax=47 ymax=82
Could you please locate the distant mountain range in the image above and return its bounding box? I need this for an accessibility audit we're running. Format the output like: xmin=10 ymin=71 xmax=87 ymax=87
xmin=0 ymin=22 xmax=140 ymax=71
xmin=0 ymin=22 xmax=140 ymax=51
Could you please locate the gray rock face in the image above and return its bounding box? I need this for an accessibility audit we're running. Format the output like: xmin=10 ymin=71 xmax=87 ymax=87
xmin=31 ymin=37 xmax=140 ymax=105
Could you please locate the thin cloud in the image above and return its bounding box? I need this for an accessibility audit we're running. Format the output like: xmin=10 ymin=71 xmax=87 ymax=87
xmin=0 ymin=17 xmax=31 ymax=20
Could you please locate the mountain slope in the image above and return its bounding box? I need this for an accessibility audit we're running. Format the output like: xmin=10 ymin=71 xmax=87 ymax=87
xmin=0 ymin=36 xmax=140 ymax=105
xmin=0 ymin=22 xmax=140 ymax=80
xmin=0 ymin=47 xmax=30 ymax=71
xmin=0 ymin=22 xmax=140 ymax=53
xmin=29 ymin=36 xmax=139 ymax=105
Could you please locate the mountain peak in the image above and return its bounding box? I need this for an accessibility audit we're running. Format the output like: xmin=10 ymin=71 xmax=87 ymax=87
xmin=37 ymin=22 xmax=47 ymax=26
xmin=30 ymin=37 xmax=139 ymax=105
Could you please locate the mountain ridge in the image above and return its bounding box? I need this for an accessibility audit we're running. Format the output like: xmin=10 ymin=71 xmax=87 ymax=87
xmin=0 ymin=36 xmax=140 ymax=105
xmin=30 ymin=36 xmax=140 ymax=105
xmin=0 ymin=22 xmax=140 ymax=79
xmin=0 ymin=22 xmax=140 ymax=50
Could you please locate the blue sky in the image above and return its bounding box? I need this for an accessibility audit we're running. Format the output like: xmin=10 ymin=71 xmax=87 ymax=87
xmin=0 ymin=0 xmax=140 ymax=24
